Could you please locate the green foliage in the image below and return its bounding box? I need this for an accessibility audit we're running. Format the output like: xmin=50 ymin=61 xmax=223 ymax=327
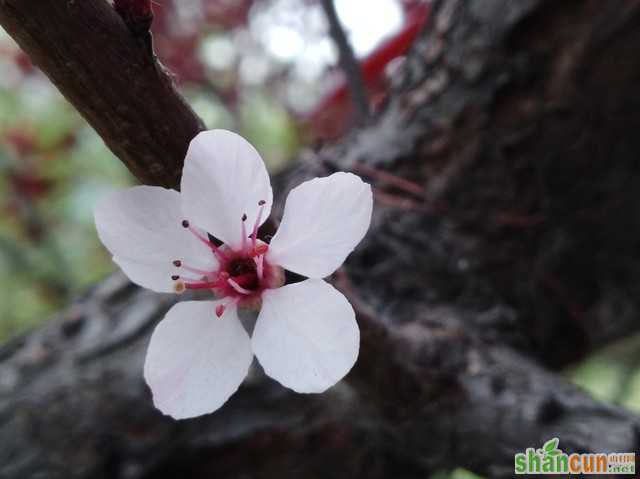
xmin=0 ymin=77 xmax=134 ymax=340
xmin=566 ymin=331 xmax=640 ymax=412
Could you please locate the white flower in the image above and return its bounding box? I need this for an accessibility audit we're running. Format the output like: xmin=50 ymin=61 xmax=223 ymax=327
xmin=94 ymin=130 xmax=373 ymax=419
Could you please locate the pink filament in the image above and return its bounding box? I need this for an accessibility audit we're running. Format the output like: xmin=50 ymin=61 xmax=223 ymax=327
xmin=255 ymin=254 xmax=264 ymax=281
xmin=183 ymin=280 xmax=220 ymax=291
xmin=186 ymin=224 xmax=227 ymax=261
xmin=241 ymin=215 xmax=248 ymax=251
xmin=177 ymin=262 xmax=212 ymax=277
xmin=251 ymin=202 xmax=266 ymax=248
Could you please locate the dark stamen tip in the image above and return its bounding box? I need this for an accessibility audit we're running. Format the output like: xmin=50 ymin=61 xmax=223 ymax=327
xmin=173 ymin=260 xmax=182 ymax=267
xmin=181 ymin=220 xmax=190 ymax=228
xmin=258 ymin=200 xmax=266 ymax=206
xmin=241 ymin=213 xmax=247 ymax=221
xmin=171 ymin=275 xmax=180 ymax=280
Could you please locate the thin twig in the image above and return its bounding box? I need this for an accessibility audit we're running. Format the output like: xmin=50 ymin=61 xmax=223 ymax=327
xmin=319 ymin=0 xmax=371 ymax=124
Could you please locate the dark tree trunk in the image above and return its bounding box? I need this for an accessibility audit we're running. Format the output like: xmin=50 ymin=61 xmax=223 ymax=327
xmin=2 ymin=0 xmax=640 ymax=478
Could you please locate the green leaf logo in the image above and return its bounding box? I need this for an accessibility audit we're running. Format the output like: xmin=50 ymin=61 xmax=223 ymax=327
xmin=544 ymin=438 xmax=559 ymax=453
xmin=540 ymin=438 xmax=562 ymax=457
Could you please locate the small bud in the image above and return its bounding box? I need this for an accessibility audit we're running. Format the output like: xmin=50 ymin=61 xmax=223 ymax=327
xmin=215 ymin=304 xmax=225 ymax=318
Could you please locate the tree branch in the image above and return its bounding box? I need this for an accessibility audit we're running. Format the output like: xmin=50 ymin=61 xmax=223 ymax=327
xmin=0 ymin=0 xmax=204 ymax=188
xmin=320 ymin=0 xmax=371 ymax=124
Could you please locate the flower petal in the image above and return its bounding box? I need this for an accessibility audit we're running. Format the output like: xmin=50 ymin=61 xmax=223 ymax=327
xmin=252 ymin=279 xmax=359 ymax=393
xmin=267 ymin=172 xmax=372 ymax=278
xmin=180 ymin=130 xmax=273 ymax=249
xmin=111 ymin=257 xmax=178 ymax=293
xmin=144 ymin=301 xmax=253 ymax=419
xmin=94 ymin=186 xmax=218 ymax=292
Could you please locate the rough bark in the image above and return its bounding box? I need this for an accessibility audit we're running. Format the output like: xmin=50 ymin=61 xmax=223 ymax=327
xmin=2 ymin=0 xmax=640 ymax=478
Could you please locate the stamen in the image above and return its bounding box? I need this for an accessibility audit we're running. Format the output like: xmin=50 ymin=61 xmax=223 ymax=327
xmin=251 ymin=200 xmax=267 ymax=248
xmin=183 ymin=280 xmax=220 ymax=291
xmin=255 ymin=254 xmax=264 ymax=281
xmin=172 ymin=274 xmax=206 ymax=282
xmin=227 ymin=277 xmax=252 ymax=295
xmin=182 ymin=220 xmax=228 ymax=261
xmin=241 ymin=213 xmax=248 ymax=250
xmin=172 ymin=260 xmax=213 ymax=278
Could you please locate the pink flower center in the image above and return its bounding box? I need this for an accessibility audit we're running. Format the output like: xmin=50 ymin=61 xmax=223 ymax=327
xmin=171 ymin=201 xmax=283 ymax=318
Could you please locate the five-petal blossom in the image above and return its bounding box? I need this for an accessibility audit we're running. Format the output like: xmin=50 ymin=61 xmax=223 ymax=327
xmin=94 ymin=130 xmax=372 ymax=419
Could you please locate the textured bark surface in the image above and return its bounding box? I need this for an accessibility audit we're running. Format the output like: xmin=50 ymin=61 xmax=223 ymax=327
xmin=2 ymin=0 xmax=640 ymax=478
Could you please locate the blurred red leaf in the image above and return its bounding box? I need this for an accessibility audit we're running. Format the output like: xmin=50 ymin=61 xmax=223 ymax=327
xmin=305 ymin=1 xmax=431 ymax=140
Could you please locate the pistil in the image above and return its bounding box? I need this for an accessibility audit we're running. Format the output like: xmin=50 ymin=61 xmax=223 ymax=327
xmin=227 ymin=278 xmax=252 ymax=295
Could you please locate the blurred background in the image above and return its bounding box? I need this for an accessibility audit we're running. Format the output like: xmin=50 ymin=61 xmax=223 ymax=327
xmin=0 ymin=0 xmax=428 ymax=338
xmin=0 ymin=1 xmax=639 ymax=477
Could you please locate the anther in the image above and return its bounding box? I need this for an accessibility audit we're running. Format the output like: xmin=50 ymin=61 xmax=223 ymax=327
xmin=171 ymin=275 xmax=180 ymax=281
xmin=249 ymin=243 xmax=268 ymax=258
xmin=181 ymin=220 xmax=190 ymax=228
xmin=173 ymin=260 xmax=182 ymax=267
xmin=215 ymin=298 xmax=239 ymax=319
xmin=242 ymin=213 xmax=247 ymax=221
xmin=258 ymin=200 xmax=266 ymax=206
xmin=173 ymin=280 xmax=186 ymax=294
